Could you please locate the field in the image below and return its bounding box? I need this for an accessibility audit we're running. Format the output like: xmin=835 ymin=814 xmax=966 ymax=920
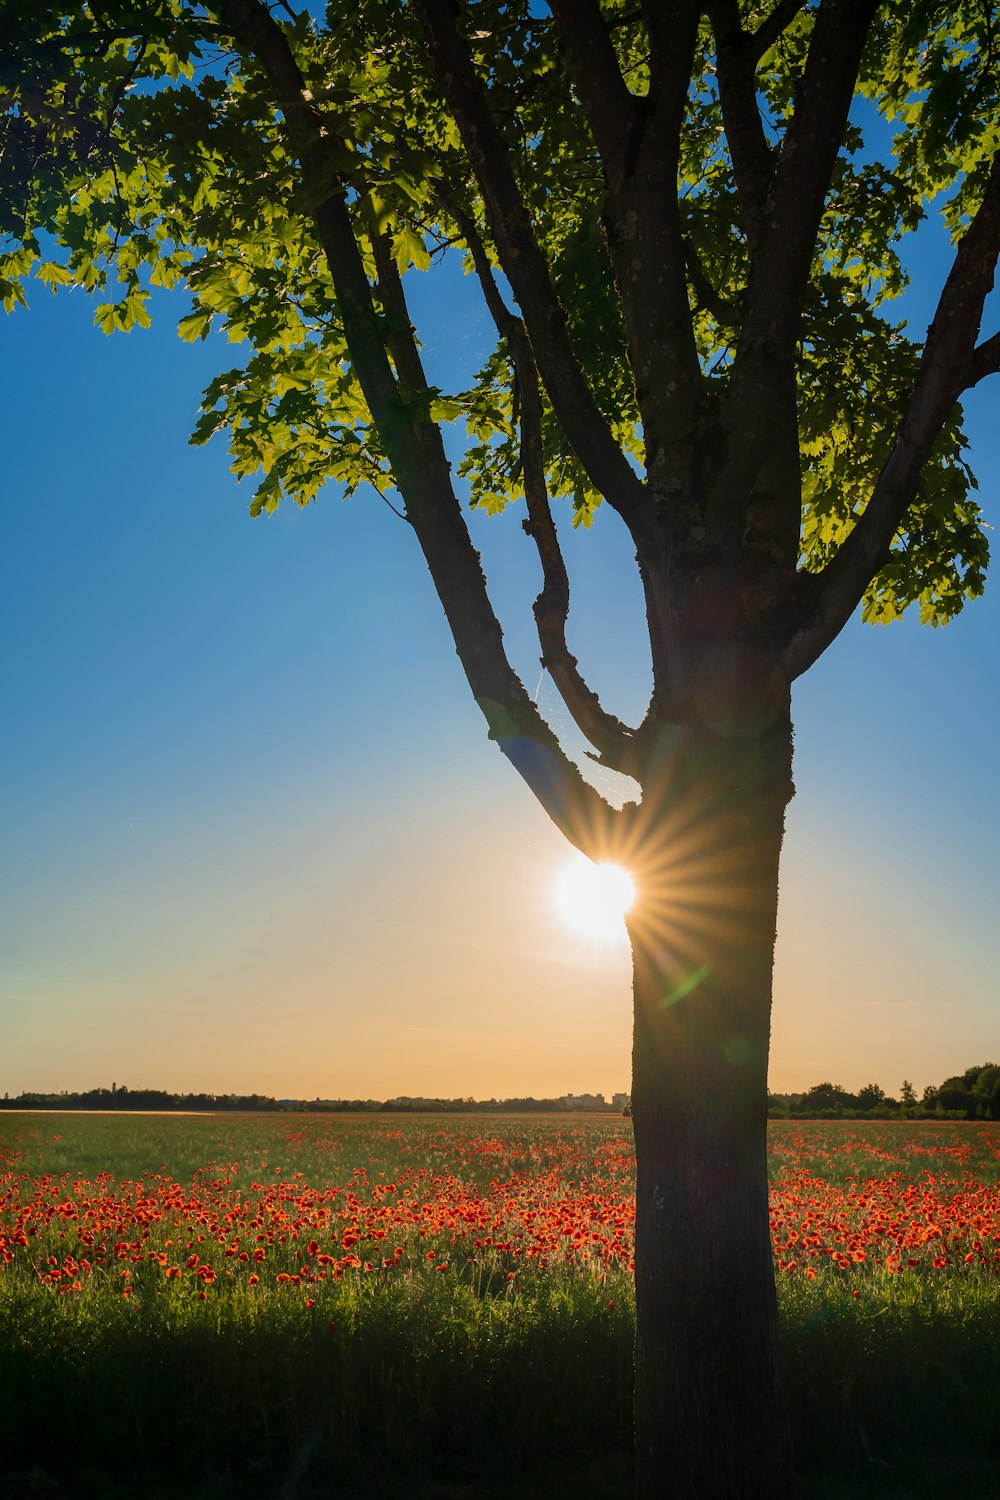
xmin=1 ymin=1113 xmax=998 ymax=1500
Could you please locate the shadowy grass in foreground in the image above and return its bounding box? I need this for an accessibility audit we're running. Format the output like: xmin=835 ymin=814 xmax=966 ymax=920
xmin=1 ymin=1273 xmax=997 ymax=1500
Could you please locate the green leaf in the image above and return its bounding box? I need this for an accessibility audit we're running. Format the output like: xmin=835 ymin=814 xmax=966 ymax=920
xmin=178 ymin=310 xmax=213 ymax=343
xmin=36 ymin=262 xmax=74 ymax=290
xmin=392 ymin=225 xmax=431 ymax=273
xmin=93 ymin=303 xmax=117 ymax=336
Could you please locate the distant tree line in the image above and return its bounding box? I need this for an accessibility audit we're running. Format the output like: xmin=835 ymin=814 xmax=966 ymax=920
xmin=0 ymin=1084 xmax=283 ymax=1113
xmin=1 ymin=1064 xmax=997 ymax=1118
xmin=767 ymin=1062 xmax=1000 ymax=1120
xmin=0 ymin=1085 xmax=592 ymax=1114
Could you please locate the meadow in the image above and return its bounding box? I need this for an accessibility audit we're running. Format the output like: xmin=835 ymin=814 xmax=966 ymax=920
xmin=0 ymin=1112 xmax=997 ymax=1500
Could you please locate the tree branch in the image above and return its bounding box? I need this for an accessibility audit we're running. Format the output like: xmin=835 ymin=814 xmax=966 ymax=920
xmin=586 ymin=0 xmax=705 ymax=500
xmin=708 ymin=0 xmax=879 ymax=545
xmin=746 ymin=0 xmax=880 ymax=345
xmin=214 ymin=0 xmax=622 ymax=854
xmin=369 ymin=229 xmax=427 ymax=393
xmin=639 ymin=0 xmax=700 ymax=84
xmin=547 ymin=0 xmax=636 ymax=178
xmin=519 ymin=364 xmax=642 ymax=776
xmin=411 ymin=0 xmax=648 ymax=536
xmin=683 ymin=236 xmax=742 ymax=330
xmin=449 ymin=200 xmax=641 ymax=775
xmin=706 ymin=0 xmax=775 ymax=251
xmin=780 ymin=151 xmax=1000 ymax=679
xmin=749 ymin=0 xmax=807 ymax=61
xmin=967 ymin=327 xmax=1000 ymax=388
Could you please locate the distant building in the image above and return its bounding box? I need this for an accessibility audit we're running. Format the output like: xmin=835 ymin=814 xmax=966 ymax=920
xmin=612 ymin=1093 xmax=630 ymax=1110
xmin=561 ymin=1092 xmax=608 ymax=1110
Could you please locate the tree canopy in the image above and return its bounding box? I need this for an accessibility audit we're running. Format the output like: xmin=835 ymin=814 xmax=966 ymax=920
xmin=3 ymin=6 xmax=997 ymax=828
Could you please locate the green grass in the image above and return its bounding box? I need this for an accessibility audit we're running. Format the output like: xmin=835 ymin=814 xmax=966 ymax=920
xmin=0 ymin=1113 xmax=997 ymax=1499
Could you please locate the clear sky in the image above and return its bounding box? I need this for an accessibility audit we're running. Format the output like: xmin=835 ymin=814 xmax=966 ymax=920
xmin=2 ymin=215 xmax=998 ymax=1102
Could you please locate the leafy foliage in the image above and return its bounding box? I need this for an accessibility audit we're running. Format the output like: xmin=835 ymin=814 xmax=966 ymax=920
xmin=1 ymin=0 xmax=993 ymax=629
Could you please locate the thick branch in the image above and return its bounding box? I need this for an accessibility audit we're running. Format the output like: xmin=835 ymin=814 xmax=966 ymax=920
xmin=215 ymin=0 xmax=620 ymax=853
xmin=738 ymin=379 xmax=802 ymax=637
xmin=781 ymin=153 xmax=1000 ymax=678
xmin=707 ymin=0 xmax=775 ymax=251
xmin=709 ymin=0 xmax=878 ymax=544
xmin=746 ymin=0 xmax=879 ymax=344
xmin=589 ymin=1 xmax=705 ymax=497
xmin=369 ymin=230 xmax=427 ymax=393
xmin=411 ymin=0 xmax=648 ymax=535
xmin=640 ymin=0 xmax=700 ymax=84
xmin=451 ymin=201 xmax=641 ymax=774
xmin=547 ymin=0 xmax=636 ymax=174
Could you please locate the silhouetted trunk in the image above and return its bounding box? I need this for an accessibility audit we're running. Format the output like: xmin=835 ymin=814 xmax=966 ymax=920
xmin=627 ymin=706 xmax=795 ymax=1500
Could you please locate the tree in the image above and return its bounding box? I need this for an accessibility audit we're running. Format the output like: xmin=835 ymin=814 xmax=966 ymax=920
xmin=900 ymin=1078 xmax=917 ymax=1111
xmin=971 ymin=1063 xmax=1000 ymax=1118
xmin=944 ymin=1062 xmax=1000 ymax=1117
xmin=4 ymin=3 xmax=999 ymax=1496
xmin=936 ymin=1076 xmax=973 ymax=1113
xmin=856 ymin=1082 xmax=887 ymax=1112
xmin=800 ymin=1081 xmax=856 ymax=1115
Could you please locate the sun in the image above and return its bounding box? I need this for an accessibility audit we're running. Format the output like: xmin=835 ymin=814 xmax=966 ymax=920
xmin=555 ymin=853 xmax=636 ymax=941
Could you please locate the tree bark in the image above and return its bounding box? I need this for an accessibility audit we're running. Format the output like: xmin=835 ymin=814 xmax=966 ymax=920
xmin=627 ymin=699 xmax=794 ymax=1500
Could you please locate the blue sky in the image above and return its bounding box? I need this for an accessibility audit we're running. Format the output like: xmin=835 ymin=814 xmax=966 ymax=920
xmin=1 ymin=215 xmax=998 ymax=1100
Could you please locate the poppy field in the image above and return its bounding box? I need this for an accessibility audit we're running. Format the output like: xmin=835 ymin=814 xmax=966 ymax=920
xmin=1 ymin=1113 xmax=998 ymax=1499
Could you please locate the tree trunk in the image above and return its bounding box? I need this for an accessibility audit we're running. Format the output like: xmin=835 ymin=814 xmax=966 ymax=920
xmin=627 ymin=703 xmax=795 ymax=1500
